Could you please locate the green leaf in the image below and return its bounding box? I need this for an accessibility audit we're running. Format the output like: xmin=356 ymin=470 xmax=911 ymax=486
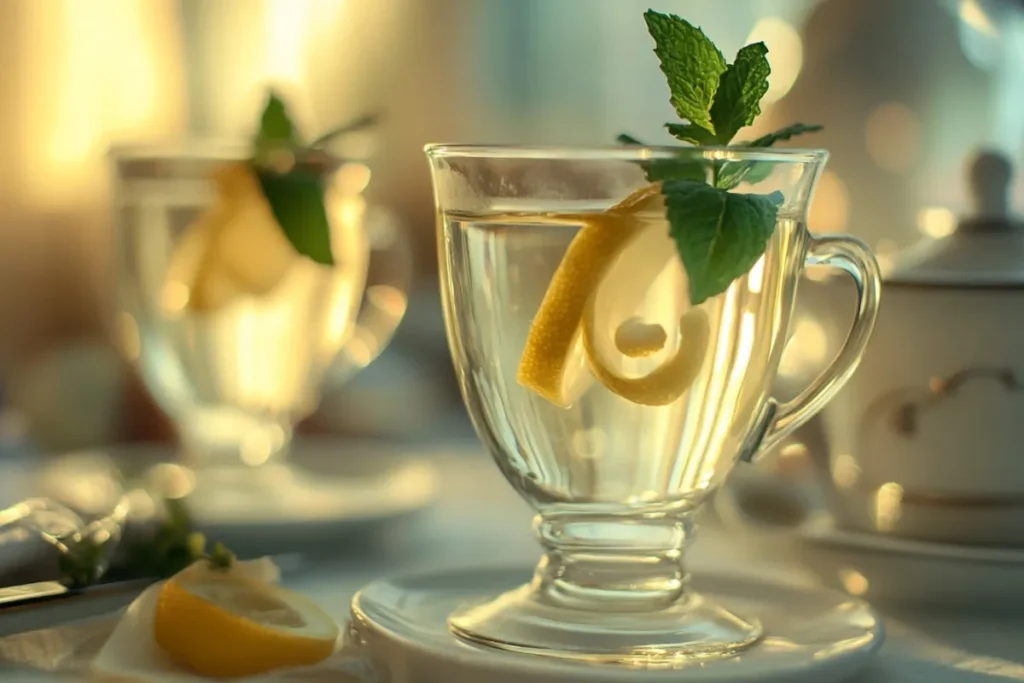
xmin=744 ymin=123 xmax=823 ymax=148
xmin=256 ymin=169 xmax=335 ymax=265
xmin=644 ymin=10 xmax=726 ymax=134
xmin=647 ymin=158 xmax=709 ymax=184
xmin=615 ymin=133 xmax=709 ymax=183
xmin=207 ymin=542 xmax=236 ymax=571
xmin=708 ymin=42 xmax=771 ymax=144
xmin=716 ymin=123 xmax=824 ymax=189
xmin=663 ymin=181 xmax=780 ymax=304
xmin=715 ymin=160 xmax=770 ymax=190
xmin=253 ymin=92 xmax=302 ymax=160
xmin=666 ymin=122 xmax=717 ymax=146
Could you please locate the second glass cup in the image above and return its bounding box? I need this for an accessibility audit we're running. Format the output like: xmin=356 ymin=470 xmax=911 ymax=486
xmin=110 ymin=144 xmax=408 ymax=494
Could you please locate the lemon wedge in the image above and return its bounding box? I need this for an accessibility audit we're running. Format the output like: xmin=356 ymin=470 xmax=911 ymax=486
xmin=210 ymin=164 xmax=298 ymax=295
xmin=154 ymin=570 xmax=338 ymax=678
xmin=165 ymin=163 xmax=298 ymax=313
xmin=516 ymin=185 xmax=662 ymax=407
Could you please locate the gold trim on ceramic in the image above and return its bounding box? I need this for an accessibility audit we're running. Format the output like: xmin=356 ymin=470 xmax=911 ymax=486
xmin=859 ymin=367 xmax=1022 ymax=437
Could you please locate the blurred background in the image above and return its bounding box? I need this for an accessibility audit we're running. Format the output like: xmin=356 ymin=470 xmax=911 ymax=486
xmin=0 ymin=0 xmax=1020 ymax=454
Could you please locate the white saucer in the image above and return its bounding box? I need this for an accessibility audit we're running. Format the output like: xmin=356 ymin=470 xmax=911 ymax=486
xmin=30 ymin=438 xmax=441 ymax=557
xmin=349 ymin=565 xmax=884 ymax=683
xmin=715 ymin=469 xmax=1024 ymax=609
xmin=796 ymin=515 xmax=1024 ymax=609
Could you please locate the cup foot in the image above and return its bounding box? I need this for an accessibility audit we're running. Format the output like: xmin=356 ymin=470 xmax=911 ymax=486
xmin=449 ymin=583 xmax=763 ymax=664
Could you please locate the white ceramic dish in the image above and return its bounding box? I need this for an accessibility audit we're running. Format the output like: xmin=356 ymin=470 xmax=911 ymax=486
xmin=30 ymin=438 xmax=441 ymax=558
xmin=716 ymin=468 xmax=1024 ymax=609
xmin=814 ymin=151 xmax=1024 ymax=546
xmin=796 ymin=515 xmax=1024 ymax=610
xmin=349 ymin=565 xmax=884 ymax=683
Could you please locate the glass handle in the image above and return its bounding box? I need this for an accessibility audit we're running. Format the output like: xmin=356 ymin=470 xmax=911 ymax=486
xmin=756 ymin=234 xmax=882 ymax=456
xmin=326 ymin=206 xmax=414 ymax=387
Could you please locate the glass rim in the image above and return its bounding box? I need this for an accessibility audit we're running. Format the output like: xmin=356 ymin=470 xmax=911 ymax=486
xmin=424 ymin=143 xmax=828 ymax=164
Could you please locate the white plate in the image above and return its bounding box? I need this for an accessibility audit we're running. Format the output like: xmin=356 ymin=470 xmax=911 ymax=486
xmin=796 ymin=515 xmax=1024 ymax=609
xmin=349 ymin=565 xmax=884 ymax=683
xmin=30 ymin=438 xmax=441 ymax=558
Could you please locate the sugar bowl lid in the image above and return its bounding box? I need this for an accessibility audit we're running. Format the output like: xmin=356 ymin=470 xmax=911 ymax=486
xmin=885 ymin=149 xmax=1024 ymax=287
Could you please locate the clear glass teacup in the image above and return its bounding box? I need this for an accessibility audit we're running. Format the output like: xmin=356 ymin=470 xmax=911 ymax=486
xmin=427 ymin=144 xmax=881 ymax=662
xmin=109 ymin=144 xmax=408 ymax=486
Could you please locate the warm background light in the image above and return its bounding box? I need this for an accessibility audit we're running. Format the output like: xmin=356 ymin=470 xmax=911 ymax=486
xmin=745 ymin=18 xmax=804 ymax=106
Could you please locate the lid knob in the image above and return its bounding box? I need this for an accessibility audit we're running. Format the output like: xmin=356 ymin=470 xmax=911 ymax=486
xmin=966 ymin=148 xmax=1013 ymax=220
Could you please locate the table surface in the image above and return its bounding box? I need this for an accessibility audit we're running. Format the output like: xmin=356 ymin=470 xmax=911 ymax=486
xmin=3 ymin=444 xmax=1023 ymax=682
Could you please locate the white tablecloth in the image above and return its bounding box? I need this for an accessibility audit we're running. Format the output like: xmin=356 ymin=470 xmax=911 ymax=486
xmin=4 ymin=446 xmax=1024 ymax=682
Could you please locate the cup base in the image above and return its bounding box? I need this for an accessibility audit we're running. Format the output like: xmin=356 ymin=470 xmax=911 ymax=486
xmin=448 ymin=583 xmax=763 ymax=664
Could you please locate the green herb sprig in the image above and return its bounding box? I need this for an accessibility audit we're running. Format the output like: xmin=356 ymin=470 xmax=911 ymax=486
xmin=622 ymin=10 xmax=822 ymax=305
xmin=249 ymin=92 xmax=379 ymax=266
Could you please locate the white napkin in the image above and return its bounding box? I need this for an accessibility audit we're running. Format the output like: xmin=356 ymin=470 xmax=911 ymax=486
xmin=0 ymin=559 xmax=381 ymax=682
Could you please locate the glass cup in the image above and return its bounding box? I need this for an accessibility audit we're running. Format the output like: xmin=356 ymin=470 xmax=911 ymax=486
xmin=426 ymin=144 xmax=881 ymax=663
xmin=109 ymin=144 xmax=408 ymax=489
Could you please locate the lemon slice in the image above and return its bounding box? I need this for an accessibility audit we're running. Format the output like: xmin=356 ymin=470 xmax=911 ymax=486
xmin=516 ymin=185 xmax=662 ymax=407
xmin=154 ymin=571 xmax=338 ymax=678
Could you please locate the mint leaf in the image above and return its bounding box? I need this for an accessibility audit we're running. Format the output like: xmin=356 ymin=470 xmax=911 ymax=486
xmin=647 ymin=159 xmax=709 ymax=183
xmin=666 ymin=123 xmax=717 ymax=146
xmin=716 ymin=160 xmax=771 ymax=190
xmin=253 ymin=92 xmax=301 ymax=161
xmin=708 ymin=42 xmax=771 ymax=144
xmin=256 ymin=169 xmax=335 ymax=265
xmin=716 ymin=123 xmax=824 ymax=189
xmin=744 ymin=123 xmax=823 ymax=148
xmin=616 ymin=133 xmax=709 ymax=183
xmin=644 ymin=10 xmax=726 ymax=134
xmin=663 ymin=180 xmax=780 ymax=304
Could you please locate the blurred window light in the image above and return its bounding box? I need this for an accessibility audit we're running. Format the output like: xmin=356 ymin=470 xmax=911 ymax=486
xmin=22 ymin=0 xmax=181 ymax=206
xmin=865 ymin=103 xmax=921 ymax=173
xmin=745 ymin=18 xmax=803 ymax=106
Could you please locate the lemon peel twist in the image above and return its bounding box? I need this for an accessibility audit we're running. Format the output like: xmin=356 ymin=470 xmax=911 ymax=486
xmin=516 ymin=183 xmax=710 ymax=407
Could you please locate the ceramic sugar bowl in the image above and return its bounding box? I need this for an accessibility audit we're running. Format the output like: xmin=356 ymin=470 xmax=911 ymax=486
xmin=818 ymin=149 xmax=1024 ymax=546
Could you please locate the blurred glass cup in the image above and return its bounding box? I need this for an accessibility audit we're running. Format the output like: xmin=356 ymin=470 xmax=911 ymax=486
xmin=109 ymin=144 xmax=410 ymax=475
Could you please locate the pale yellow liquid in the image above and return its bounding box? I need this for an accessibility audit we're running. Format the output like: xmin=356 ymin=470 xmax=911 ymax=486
xmin=440 ymin=210 xmax=804 ymax=512
xmin=116 ymin=202 xmax=367 ymax=461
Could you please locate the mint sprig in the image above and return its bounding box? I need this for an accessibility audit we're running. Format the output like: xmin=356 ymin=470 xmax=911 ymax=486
xmin=248 ymin=92 xmax=379 ymax=267
xmin=643 ymin=11 xmax=726 ymax=135
xmin=624 ymin=10 xmax=823 ymax=305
